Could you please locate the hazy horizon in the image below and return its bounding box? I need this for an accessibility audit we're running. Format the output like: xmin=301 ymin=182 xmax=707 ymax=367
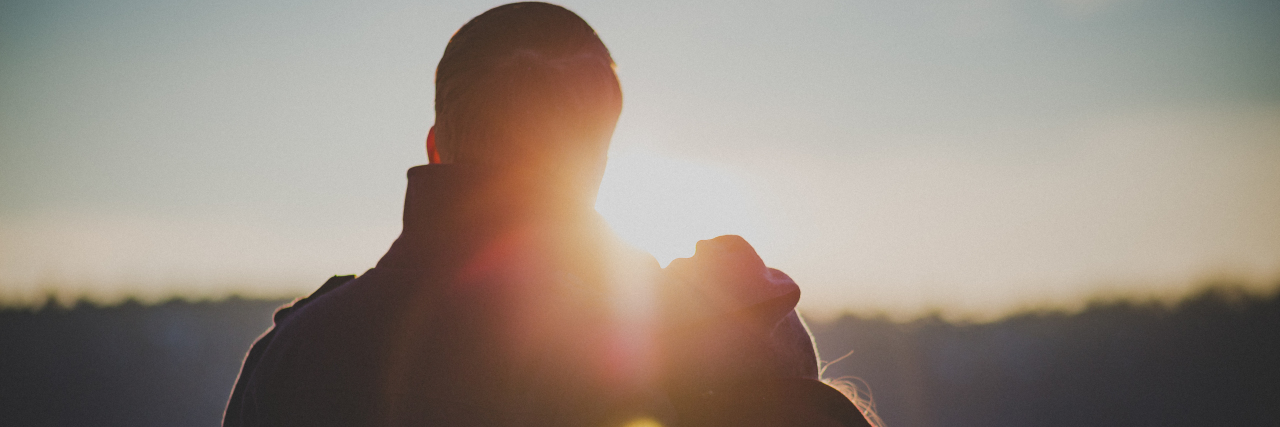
xmin=3 ymin=0 xmax=1278 ymax=318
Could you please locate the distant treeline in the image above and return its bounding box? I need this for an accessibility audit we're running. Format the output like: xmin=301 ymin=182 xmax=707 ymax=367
xmin=2 ymin=285 xmax=1277 ymax=427
xmin=0 ymin=297 xmax=286 ymax=427
xmin=809 ymin=285 xmax=1280 ymax=427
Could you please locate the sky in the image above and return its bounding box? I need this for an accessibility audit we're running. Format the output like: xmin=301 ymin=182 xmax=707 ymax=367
xmin=2 ymin=0 xmax=1278 ymax=318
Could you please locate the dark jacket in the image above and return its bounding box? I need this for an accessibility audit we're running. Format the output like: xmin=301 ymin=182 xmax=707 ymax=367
xmin=224 ymin=165 xmax=870 ymax=427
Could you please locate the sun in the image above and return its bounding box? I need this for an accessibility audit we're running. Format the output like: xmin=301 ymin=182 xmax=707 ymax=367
xmin=594 ymin=149 xmax=764 ymax=266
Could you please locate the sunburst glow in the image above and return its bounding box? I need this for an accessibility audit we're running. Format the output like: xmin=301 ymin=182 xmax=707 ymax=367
xmin=595 ymin=149 xmax=765 ymax=266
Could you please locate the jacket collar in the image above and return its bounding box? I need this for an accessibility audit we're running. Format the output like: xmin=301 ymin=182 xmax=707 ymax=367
xmin=375 ymin=164 xmax=606 ymax=273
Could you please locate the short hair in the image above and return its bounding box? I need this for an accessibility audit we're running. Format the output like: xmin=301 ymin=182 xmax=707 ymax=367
xmin=434 ymin=2 xmax=622 ymax=165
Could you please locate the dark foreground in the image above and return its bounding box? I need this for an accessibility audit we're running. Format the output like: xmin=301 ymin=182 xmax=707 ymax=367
xmin=2 ymin=285 xmax=1277 ymax=427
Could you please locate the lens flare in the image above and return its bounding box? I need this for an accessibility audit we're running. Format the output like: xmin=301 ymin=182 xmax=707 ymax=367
xmin=595 ymin=149 xmax=765 ymax=266
xmin=621 ymin=417 xmax=664 ymax=427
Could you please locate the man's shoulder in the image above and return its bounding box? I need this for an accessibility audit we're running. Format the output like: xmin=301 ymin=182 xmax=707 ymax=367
xmin=245 ymin=269 xmax=453 ymax=387
xmin=270 ymin=275 xmax=356 ymax=324
xmin=270 ymin=269 xmax=442 ymax=337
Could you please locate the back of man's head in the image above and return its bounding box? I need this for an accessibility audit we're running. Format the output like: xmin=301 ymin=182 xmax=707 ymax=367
xmin=434 ymin=2 xmax=621 ymax=173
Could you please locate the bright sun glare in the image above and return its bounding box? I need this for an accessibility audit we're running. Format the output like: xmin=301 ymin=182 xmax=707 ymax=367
xmin=595 ymin=149 xmax=765 ymax=266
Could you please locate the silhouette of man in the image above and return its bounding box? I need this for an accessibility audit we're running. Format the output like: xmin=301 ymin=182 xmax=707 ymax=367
xmin=224 ymin=3 xmax=870 ymax=426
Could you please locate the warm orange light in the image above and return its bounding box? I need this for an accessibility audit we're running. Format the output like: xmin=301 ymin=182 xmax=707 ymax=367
xmin=621 ymin=417 xmax=664 ymax=427
xmin=595 ymin=149 xmax=765 ymax=266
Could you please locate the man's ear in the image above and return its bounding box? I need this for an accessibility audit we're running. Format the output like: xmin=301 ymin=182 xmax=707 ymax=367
xmin=426 ymin=126 xmax=440 ymax=164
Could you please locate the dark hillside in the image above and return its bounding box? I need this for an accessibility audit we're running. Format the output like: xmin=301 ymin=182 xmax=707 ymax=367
xmin=0 ymin=298 xmax=287 ymax=427
xmin=810 ymin=286 xmax=1280 ymax=427
xmin=2 ymin=286 xmax=1277 ymax=427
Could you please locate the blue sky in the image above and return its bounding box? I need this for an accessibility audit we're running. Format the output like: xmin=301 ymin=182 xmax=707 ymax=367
xmin=2 ymin=0 xmax=1278 ymax=317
